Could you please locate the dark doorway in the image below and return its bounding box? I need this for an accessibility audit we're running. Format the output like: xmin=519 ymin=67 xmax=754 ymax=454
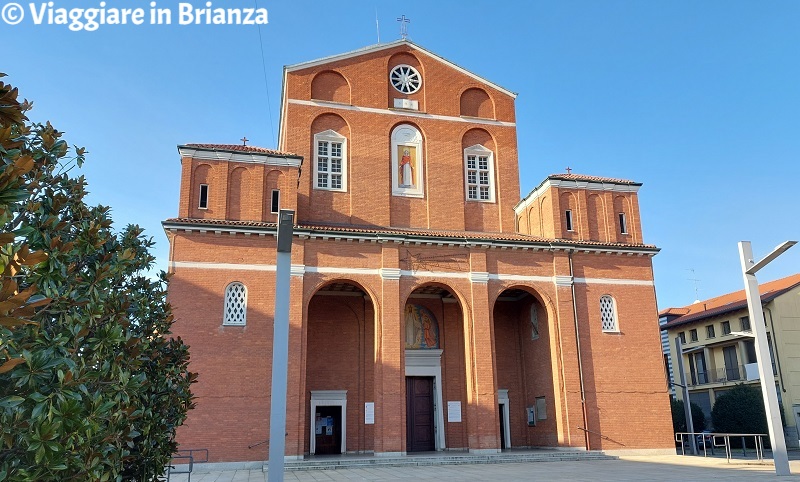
xmin=499 ymin=404 xmax=507 ymax=449
xmin=406 ymin=376 xmax=435 ymax=452
xmin=314 ymin=406 xmax=342 ymax=455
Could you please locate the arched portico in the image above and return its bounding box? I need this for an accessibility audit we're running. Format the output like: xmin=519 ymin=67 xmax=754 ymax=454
xmin=402 ymin=282 xmax=469 ymax=452
xmin=491 ymin=285 xmax=558 ymax=448
xmin=304 ymin=279 xmax=377 ymax=455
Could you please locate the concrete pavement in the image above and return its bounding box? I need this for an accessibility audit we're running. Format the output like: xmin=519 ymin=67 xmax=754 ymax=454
xmin=166 ymin=455 xmax=800 ymax=481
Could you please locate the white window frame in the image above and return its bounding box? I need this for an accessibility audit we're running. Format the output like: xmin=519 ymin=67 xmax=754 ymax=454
xmin=313 ymin=130 xmax=347 ymax=192
xmin=391 ymin=124 xmax=424 ymax=198
xmin=198 ymin=184 xmax=209 ymax=209
xmin=565 ymin=210 xmax=574 ymax=231
xmin=270 ymin=189 xmax=280 ymax=214
xmin=463 ymin=144 xmax=495 ymax=203
xmin=600 ymin=294 xmax=619 ymax=333
xmin=619 ymin=212 xmax=628 ymax=234
xmin=222 ymin=282 xmax=247 ymax=326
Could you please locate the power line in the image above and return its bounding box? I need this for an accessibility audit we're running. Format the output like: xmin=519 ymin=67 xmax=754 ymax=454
xmin=254 ymin=0 xmax=275 ymax=148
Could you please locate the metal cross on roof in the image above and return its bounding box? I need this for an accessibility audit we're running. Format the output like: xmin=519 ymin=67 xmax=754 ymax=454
xmin=565 ymin=166 xmax=572 ymax=174
xmin=397 ymin=15 xmax=410 ymax=40
xmin=241 ymin=136 xmax=249 ymax=146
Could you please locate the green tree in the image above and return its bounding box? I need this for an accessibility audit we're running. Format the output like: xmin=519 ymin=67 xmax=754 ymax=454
xmin=670 ymin=397 xmax=707 ymax=433
xmin=711 ymin=384 xmax=768 ymax=436
xmin=0 ymin=74 xmax=195 ymax=481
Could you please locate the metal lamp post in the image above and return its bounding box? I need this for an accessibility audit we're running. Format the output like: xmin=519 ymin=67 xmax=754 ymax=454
xmin=738 ymin=240 xmax=796 ymax=476
xmin=268 ymin=210 xmax=295 ymax=482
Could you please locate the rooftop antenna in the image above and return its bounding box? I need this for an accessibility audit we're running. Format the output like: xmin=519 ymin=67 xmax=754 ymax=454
xmin=686 ymin=269 xmax=701 ymax=303
xmin=376 ymin=9 xmax=380 ymax=43
xmin=397 ymin=15 xmax=410 ymax=40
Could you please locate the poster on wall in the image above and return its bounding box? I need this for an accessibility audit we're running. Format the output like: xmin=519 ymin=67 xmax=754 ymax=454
xmin=447 ymin=401 xmax=462 ymax=422
xmin=365 ymin=402 xmax=375 ymax=424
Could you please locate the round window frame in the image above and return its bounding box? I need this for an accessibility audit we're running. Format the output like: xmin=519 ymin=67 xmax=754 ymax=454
xmin=389 ymin=64 xmax=422 ymax=94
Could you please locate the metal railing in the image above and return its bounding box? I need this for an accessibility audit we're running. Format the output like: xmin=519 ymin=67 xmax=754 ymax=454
xmin=675 ymin=432 xmax=768 ymax=462
xmin=686 ymin=365 xmax=746 ymax=386
xmin=166 ymin=448 xmax=209 ymax=482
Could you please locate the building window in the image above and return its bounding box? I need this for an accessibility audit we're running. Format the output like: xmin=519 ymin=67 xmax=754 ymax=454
xmin=565 ymin=210 xmax=574 ymax=231
xmin=464 ymin=145 xmax=495 ymax=202
xmin=223 ymin=282 xmax=247 ymax=326
xmin=313 ymin=130 xmax=347 ymax=192
xmin=722 ymin=320 xmax=731 ymax=335
xmin=198 ymin=184 xmax=209 ymax=209
xmin=389 ymin=64 xmax=422 ymax=94
xmin=706 ymin=325 xmax=715 ymax=339
xmin=599 ymin=295 xmax=618 ymax=332
xmin=619 ymin=212 xmax=627 ymax=234
xmin=689 ymin=329 xmax=698 ymax=342
xmin=740 ymin=316 xmax=751 ymax=332
xmin=678 ymin=331 xmax=686 ymax=344
xmin=530 ymin=305 xmax=539 ymax=340
xmin=270 ymin=189 xmax=280 ymax=214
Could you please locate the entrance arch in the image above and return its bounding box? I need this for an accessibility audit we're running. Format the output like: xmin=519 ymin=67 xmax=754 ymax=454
xmin=305 ymin=280 xmax=376 ymax=455
xmin=492 ymin=286 xmax=557 ymax=448
xmin=403 ymin=283 xmax=468 ymax=452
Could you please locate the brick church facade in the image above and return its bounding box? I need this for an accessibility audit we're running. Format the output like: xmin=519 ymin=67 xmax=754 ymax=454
xmin=164 ymin=40 xmax=674 ymax=463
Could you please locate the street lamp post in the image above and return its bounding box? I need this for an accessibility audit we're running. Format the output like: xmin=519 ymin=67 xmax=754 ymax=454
xmin=738 ymin=240 xmax=796 ymax=476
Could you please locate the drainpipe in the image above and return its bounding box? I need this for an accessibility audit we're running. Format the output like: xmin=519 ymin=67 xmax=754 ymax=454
xmin=568 ymin=249 xmax=591 ymax=451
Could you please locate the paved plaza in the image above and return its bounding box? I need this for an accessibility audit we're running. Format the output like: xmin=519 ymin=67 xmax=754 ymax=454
xmin=166 ymin=455 xmax=800 ymax=481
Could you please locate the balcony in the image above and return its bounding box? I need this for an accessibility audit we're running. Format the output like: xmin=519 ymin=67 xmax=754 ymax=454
xmin=685 ymin=363 xmax=777 ymax=387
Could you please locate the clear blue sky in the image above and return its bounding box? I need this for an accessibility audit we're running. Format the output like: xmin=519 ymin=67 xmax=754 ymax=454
xmin=3 ymin=0 xmax=798 ymax=310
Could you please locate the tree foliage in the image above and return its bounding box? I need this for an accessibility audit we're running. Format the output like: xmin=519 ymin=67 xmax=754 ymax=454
xmin=0 ymin=74 xmax=195 ymax=481
xmin=670 ymin=397 xmax=707 ymax=433
xmin=711 ymin=384 xmax=767 ymax=435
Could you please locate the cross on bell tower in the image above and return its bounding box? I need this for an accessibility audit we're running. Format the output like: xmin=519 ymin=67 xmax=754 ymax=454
xmin=241 ymin=136 xmax=249 ymax=146
xmin=397 ymin=15 xmax=410 ymax=40
xmin=565 ymin=166 xmax=572 ymax=175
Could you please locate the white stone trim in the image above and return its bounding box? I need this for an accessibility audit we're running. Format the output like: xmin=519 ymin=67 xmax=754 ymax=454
xmin=284 ymin=40 xmax=517 ymax=98
xmin=310 ymin=390 xmax=347 ymax=455
xmin=469 ymin=272 xmax=490 ymax=283
xmin=171 ymin=261 xmax=655 ymax=287
xmin=405 ymin=349 xmax=446 ymax=451
xmin=178 ymin=146 xmax=301 ymax=167
xmin=380 ymin=268 xmax=402 ymax=280
xmin=515 ymin=178 xmax=640 ymax=216
xmin=575 ymin=277 xmax=654 ymax=286
xmin=287 ymin=99 xmax=516 ymax=128
xmin=554 ymin=275 xmax=574 ymax=287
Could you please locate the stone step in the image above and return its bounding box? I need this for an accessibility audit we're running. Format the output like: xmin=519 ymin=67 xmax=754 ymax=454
xmin=269 ymin=451 xmax=616 ymax=472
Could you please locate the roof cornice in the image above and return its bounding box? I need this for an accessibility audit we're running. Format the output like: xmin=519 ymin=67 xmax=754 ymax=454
xmin=514 ymin=178 xmax=642 ymax=214
xmin=162 ymin=219 xmax=660 ymax=257
xmin=177 ymin=145 xmax=303 ymax=167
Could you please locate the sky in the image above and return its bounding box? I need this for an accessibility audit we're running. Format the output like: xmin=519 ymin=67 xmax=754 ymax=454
xmin=2 ymin=0 xmax=798 ymax=310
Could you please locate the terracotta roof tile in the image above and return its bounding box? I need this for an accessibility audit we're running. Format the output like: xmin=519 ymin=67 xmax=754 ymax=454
xmin=660 ymin=273 xmax=800 ymax=329
xmin=181 ymin=143 xmax=299 ymax=157
xmin=162 ymin=218 xmax=659 ymax=250
xmin=548 ymin=173 xmax=641 ymax=185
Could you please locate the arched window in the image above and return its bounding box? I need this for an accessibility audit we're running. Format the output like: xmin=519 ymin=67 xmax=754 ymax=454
xmin=313 ymin=130 xmax=347 ymax=192
xmin=223 ymin=282 xmax=247 ymax=326
xmin=600 ymin=295 xmax=618 ymax=333
xmin=391 ymin=124 xmax=424 ymax=198
xmin=463 ymin=144 xmax=495 ymax=202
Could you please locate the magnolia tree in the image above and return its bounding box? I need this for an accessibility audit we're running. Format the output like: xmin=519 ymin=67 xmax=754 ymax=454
xmin=0 ymin=74 xmax=195 ymax=481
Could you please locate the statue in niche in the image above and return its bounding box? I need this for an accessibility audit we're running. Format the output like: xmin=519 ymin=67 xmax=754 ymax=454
xmin=405 ymin=304 xmax=439 ymax=349
xmin=398 ymin=145 xmax=416 ymax=187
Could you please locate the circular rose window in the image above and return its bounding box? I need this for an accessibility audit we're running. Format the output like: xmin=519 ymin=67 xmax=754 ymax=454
xmin=390 ymin=64 xmax=422 ymax=94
